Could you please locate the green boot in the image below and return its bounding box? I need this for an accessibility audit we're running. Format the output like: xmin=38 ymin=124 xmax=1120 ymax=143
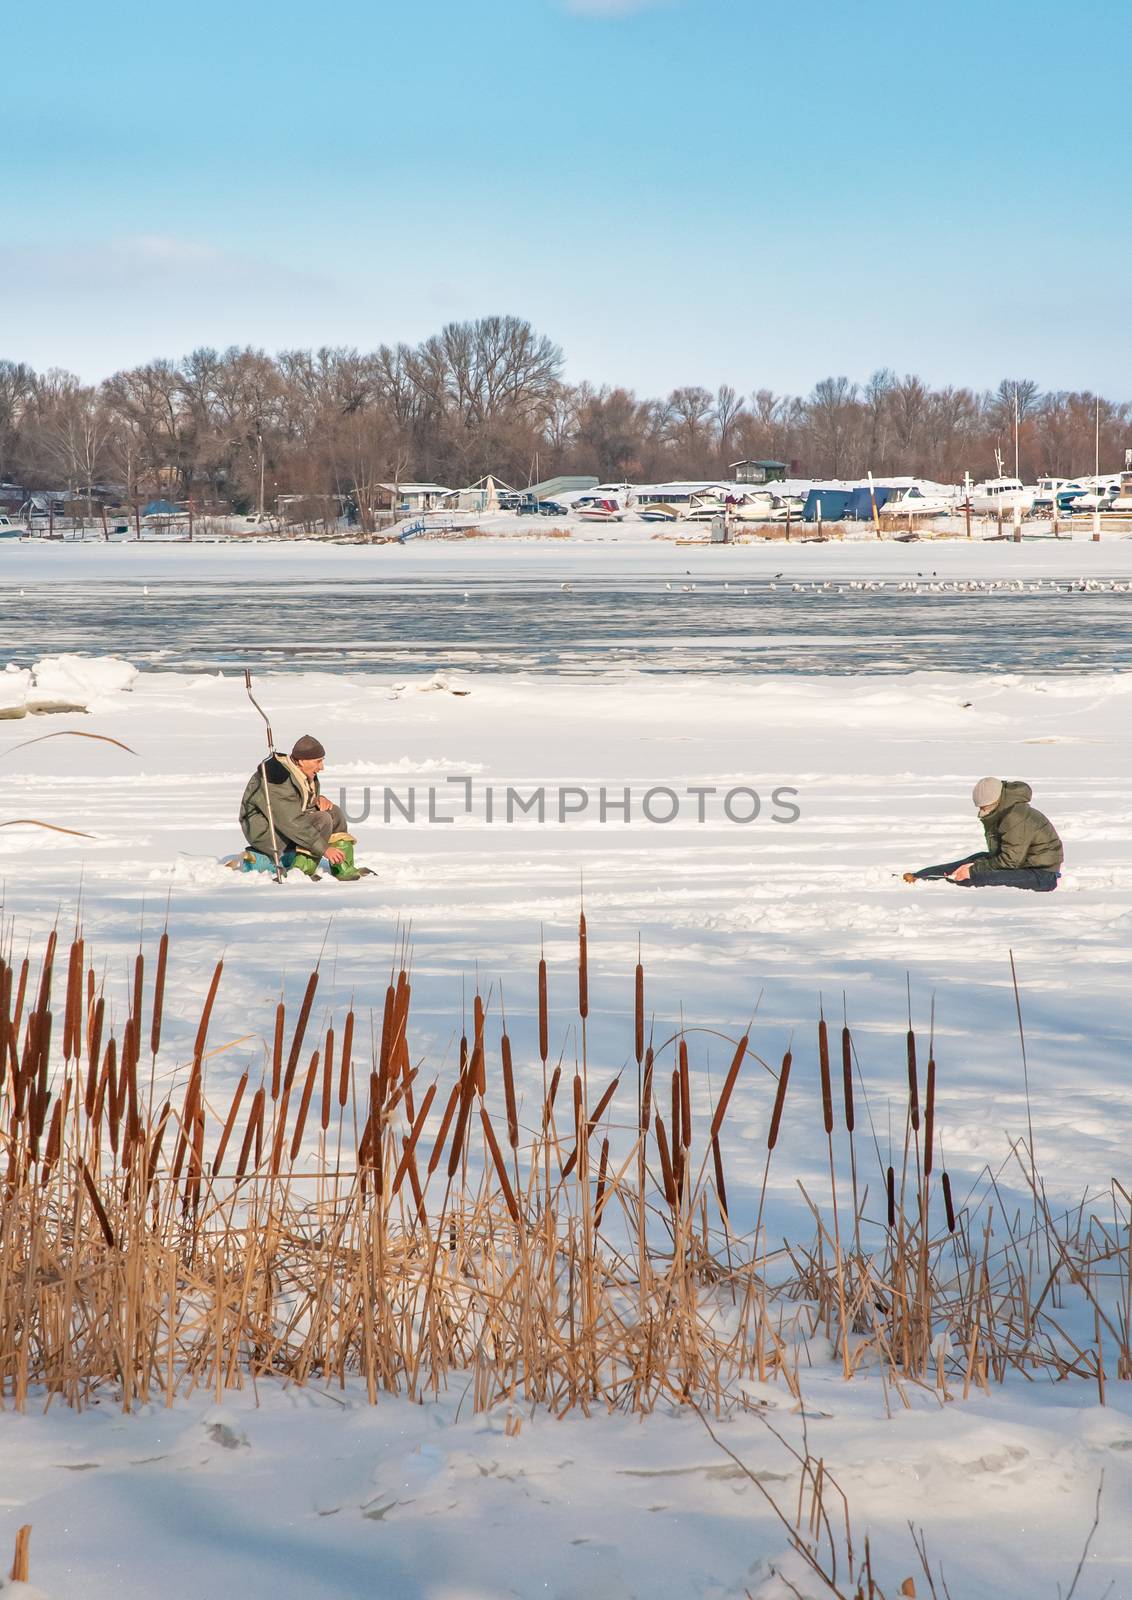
xmin=290 ymin=849 xmax=322 ymax=880
xmin=327 ymin=833 xmax=374 ymax=882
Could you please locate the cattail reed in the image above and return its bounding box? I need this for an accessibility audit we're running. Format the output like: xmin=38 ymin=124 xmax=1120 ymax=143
xmin=379 ymin=984 xmax=396 ymax=1082
xmin=320 ymin=1027 xmax=335 ymax=1130
xmin=84 ymin=996 xmax=105 ymax=1116
xmin=150 ymin=928 xmax=169 ymax=1058
xmin=907 ymin=1028 xmax=920 ymax=1131
xmin=818 ymin=1018 xmax=833 ymax=1135
xmin=634 ymin=959 xmax=644 ymax=1065
xmin=480 ymin=1103 xmax=519 ymax=1222
xmin=290 ymin=1050 xmax=320 ymax=1161
xmin=392 ymin=1082 xmax=436 ymax=1196
xmin=193 ymin=959 xmax=224 ymax=1065
xmin=213 ymin=1072 xmax=248 ymax=1175
xmin=538 ymin=957 xmax=548 ymax=1063
xmin=578 ymin=911 xmax=588 ymax=1021
xmin=710 ymin=1033 xmax=747 ymax=1140
xmin=886 ymin=1164 xmax=896 ymax=1228
xmin=640 ymin=1046 xmax=654 ymax=1132
xmin=339 ymin=1008 xmax=354 ymax=1107
xmin=428 ymin=1077 xmax=462 ymax=1176
xmin=501 ymin=1032 xmax=518 ymax=1149
xmin=587 ymin=1073 xmax=619 ymax=1138
xmin=924 ymin=1057 xmax=936 ymax=1175
xmin=654 ymin=1114 xmax=677 ymax=1207
xmin=271 ymin=1002 xmax=285 ymax=1099
xmin=594 ymin=1136 xmax=610 ymax=1222
xmin=678 ymin=1039 xmax=691 ymax=1148
xmin=841 ymin=1025 xmax=854 ymax=1132
xmin=284 ymin=969 xmax=318 ymax=1093
xmin=767 ymin=1050 xmax=792 ymax=1150
xmin=942 ymin=1170 xmax=956 ymax=1232
xmin=447 ymin=1071 xmax=476 ymax=1179
xmin=235 ymin=1087 xmax=265 ymax=1178
xmin=711 ymin=1134 xmax=728 ymax=1221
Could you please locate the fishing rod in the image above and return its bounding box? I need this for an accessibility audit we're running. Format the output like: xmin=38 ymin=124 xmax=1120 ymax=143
xmin=244 ymin=668 xmax=284 ymax=883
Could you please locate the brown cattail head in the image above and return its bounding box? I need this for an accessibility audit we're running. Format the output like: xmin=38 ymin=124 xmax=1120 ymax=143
xmin=710 ymin=1033 xmax=747 ymax=1140
xmin=537 ymin=958 xmax=548 ymax=1063
xmin=634 ymin=961 xmax=644 ymax=1065
xmin=501 ymin=1032 xmax=518 ymax=1149
xmin=427 ymin=1077 xmax=462 ymax=1176
xmin=767 ymin=1050 xmax=792 ymax=1150
xmin=339 ymin=1008 xmax=354 ymax=1107
xmin=906 ymin=1029 xmax=920 ymax=1132
xmin=942 ymin=1169 xmax=956 ymax=1232
xmin=841 ymin=1025 xmax=854 ymax=1133
xmin=640 ymin=1046 xmax=654 ymax=1133
xmin=886 ymin=1164 xmax=896 ymax=1228
xmin=271 ymin=1002 xmax=285 ymax=1100
xmin=678 ymin=1038 xmax=691 ymax=1149
xmin=818 ymin=1018 xmax=833 ymax=1135
xmin=578 ymin=911 xmax=589 ymax=1021
xmin=151 ymin=929 xmax=169 ymax=1058
xmin=924 ymin=1057 xmax=936 ymax=1175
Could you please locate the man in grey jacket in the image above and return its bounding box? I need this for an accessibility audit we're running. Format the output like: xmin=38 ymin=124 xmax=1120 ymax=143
xmin=904 ymin=778 xmax=1063 ymax=892
xmin=238 ymin=734 xmax=370 ymax=880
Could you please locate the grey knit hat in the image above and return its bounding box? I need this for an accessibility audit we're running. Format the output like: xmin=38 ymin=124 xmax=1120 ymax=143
xmin=972 ymin=777 xmax=1003 ymax=810
xmin=291 ymin=734 xmax=326 ymax=761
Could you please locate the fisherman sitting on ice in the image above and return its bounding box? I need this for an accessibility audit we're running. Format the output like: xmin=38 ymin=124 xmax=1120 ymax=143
xmin=236 ymin=733 xmax=372 ymax=882
xmin=903 ymin=778 xmax=1063 ymax=893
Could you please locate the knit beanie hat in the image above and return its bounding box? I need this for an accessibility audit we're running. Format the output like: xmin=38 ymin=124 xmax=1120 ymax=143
xmin=972 ymin=777 xmax=1003 ymax=810
xmin=291 ymin=734 xmax=326 ymax=761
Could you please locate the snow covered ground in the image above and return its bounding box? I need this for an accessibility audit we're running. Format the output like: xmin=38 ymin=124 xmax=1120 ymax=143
xmin=1 ymin=542 xmax=1131 ymax=1597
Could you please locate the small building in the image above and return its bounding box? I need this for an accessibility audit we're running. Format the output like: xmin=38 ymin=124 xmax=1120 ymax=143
xmin=378 ymin=482 xmax=452 ymax=513
xmin=730 ymin=459 xmax=788 ymax=486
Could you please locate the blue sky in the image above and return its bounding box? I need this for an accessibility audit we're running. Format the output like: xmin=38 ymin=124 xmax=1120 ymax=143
xmin=3 ymin=0 xmax=1129 ymax=397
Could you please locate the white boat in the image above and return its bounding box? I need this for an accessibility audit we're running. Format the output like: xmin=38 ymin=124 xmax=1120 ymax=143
xmin=883 ymin=485 xmax=960 ymax=518
xmin=0 ymin=514 xmax=23 ymax=539
xmin=575 ymin=497 xmax=626 ymax=523
xmin=966 ymin=478 xmax=1035 ymax=514
xmin=637 ymin=503 xmax=681 ymax=523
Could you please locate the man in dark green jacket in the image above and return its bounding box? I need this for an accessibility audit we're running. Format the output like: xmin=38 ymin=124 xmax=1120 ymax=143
xmin=238 ymin=734 xmax=370 ymax=881
xmin=904 ymin=778 xmax=1063 ymax=892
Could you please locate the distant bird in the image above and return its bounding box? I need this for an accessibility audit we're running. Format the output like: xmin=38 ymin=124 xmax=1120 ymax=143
xmin=560 ymin=582 xmax=571 ymax=591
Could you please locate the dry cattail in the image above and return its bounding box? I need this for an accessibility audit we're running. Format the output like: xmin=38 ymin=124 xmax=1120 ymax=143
xmin=544 ymin=1065 xmax=562 ymax=1124
xmin=654 ymin=1113 xmax=677 ymax=1207
xmin=84 ymin=995 xmax=105 ymax=1116
xmin=578 ymin=911 xmax=588 ymax=1021
xmin=392 ymin=1082 xmax=436 ymax=1195
xmin=379 ymin=984 xmax=396 ymax=1083
xmin=62 ymin=938 xmax=83 ymax=1061
xmin=339 ymin=1008 xmax=354 ymax=1107
xmin=150 ymin=928 xmax=169 ymax=1058
xmin=586 ymin=1072 xmax=620 ymax=1138
xmin=886 ymin=1164 xmax=896 ymax=1228
xmin=712 ymin=1134 xmax=729 ymax=1221
xmin=213 ymin=1072 xmax=248 ymax=1175
xmin=446 ymin=1071 xmax=476 ymax=1179
xmin=670 ymin=1067 xmax=681 ymax=1155
xmin=594 ymin=1135 xmax=610 ymax=1222
xmin=710 ymin=1033 xmax=748 ymax=1140
xmin=538 ymin=957 xmax=548 ymax=1062
xmin=634 ymin=961 xmax=644 ymax=1065
xmin=906 ymin=1029 xmax=920 ymax=1132
xmin=640 ymin=1046 xmax=653 ymax=1132
xmin=235 ymin=1087 xmax=265 ymax=1179
xmin=942 ymin=1170 xmax=956 ymax=1232
xmin=427 ymin=1077 xmax=462 ymax=1176
xmin=284 ymin=969 xmax=318 ymax=1093
xmin=130 ymin=951 xmax=144 ymax=1063
xmin=479 ymin=1102 xmax=520 ymax=1222
xmin=193 ymin=959 xmax=224 ymax=1065
xmin=924 ymin=1057 xmax=936 ymax=1175
xmin=290 ymin=1050 xmax=320 ymax=1161
xmin=767 ymin=1050 xmax=792 ymax=1150
xmin=818 ymin=1019 xmax=833 ymax=1135
xmin=320 ymin=1027 xmax=335 ymax=1130
xmin=271 ymin=1002 xmax=285 ymax=1100
xmin=678 ymin=1039 xmax=691 ymax=1149
xmin=841 ymin=1025 xmax=854 ymax=1133
xmin=501 ymin=1032 xmax=518 ymax=1149
xmin=80 ymin=1158 xmax=116 ymax=1247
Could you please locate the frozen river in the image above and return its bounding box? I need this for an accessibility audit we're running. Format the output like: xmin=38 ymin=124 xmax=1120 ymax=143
xmin=3 ymin=573 xmax=1131 ymax=675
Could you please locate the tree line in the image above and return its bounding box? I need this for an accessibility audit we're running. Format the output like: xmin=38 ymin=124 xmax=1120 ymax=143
xmin=1 ymin=317 xmax=1128 ymax=522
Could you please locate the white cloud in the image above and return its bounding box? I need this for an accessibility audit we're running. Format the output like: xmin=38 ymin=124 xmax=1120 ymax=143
xmin=562 ymin=0 xmax=671 ymax=16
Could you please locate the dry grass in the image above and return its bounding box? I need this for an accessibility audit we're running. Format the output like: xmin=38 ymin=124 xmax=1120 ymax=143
xmin=1 ymin=915 xmax=1128 ymax=1423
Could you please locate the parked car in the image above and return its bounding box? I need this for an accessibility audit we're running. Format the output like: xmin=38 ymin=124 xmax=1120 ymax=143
xmin=516 ymin=497 xmax=569 ymax=517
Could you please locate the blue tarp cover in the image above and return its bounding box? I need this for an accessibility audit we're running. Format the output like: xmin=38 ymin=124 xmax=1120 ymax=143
xmin=802 ymin=488 xmax=853 ymax=522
